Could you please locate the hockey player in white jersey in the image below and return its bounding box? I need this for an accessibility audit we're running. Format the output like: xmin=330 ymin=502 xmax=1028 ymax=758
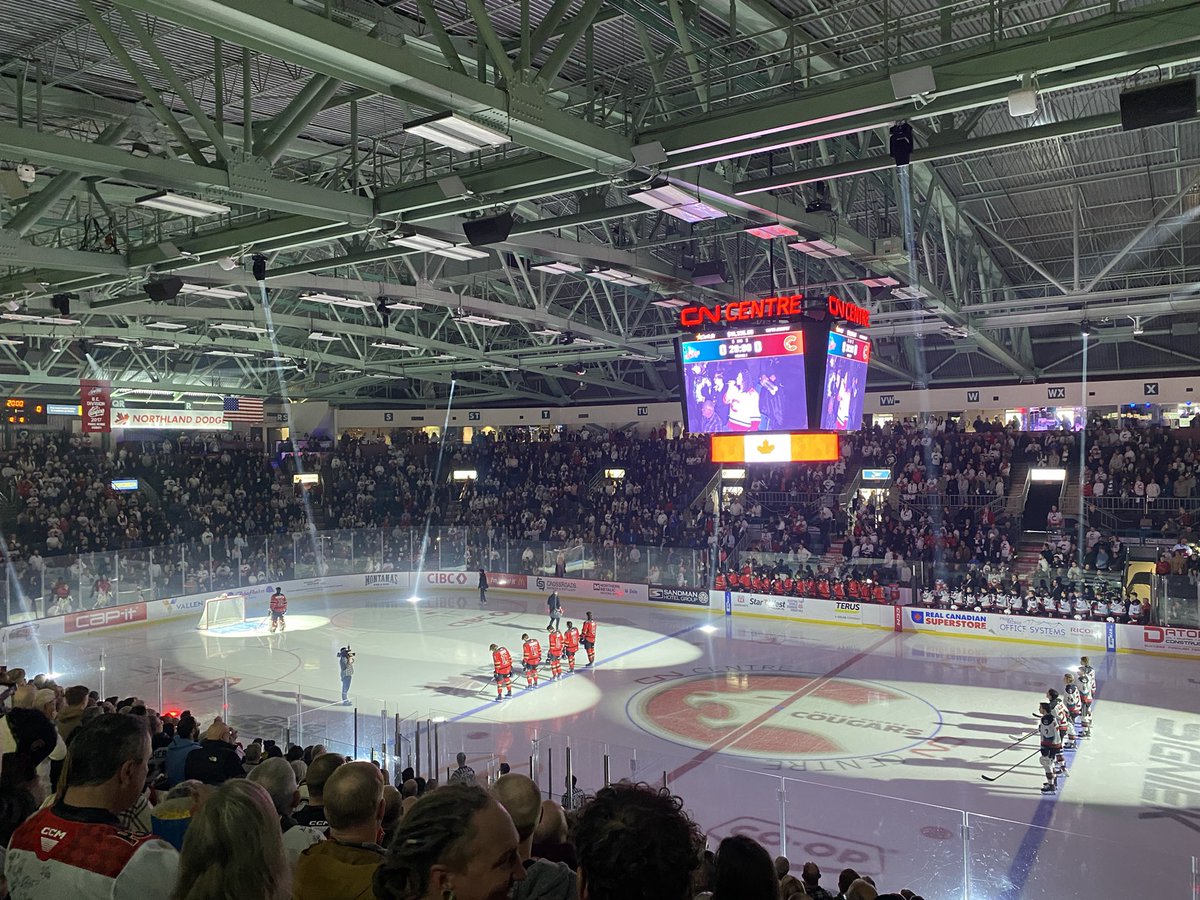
xmin=1077 ymin=656 xmax=1096 ymax=735
xmin=1062 ymin=673 xmax=1084 ymax=740
xmin=1046 ymin=688 xmax=1073 ymax=774
xmin=1037 ymin=701 xmax=1061 ymax=794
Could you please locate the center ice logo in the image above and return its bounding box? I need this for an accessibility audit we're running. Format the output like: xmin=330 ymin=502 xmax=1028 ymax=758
xmin=631 ymin=672 xmax=940 ymax=761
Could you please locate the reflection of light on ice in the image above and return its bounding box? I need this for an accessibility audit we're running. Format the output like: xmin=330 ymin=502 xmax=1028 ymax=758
xmin=202 ymin=614 xmax=330 ymax=637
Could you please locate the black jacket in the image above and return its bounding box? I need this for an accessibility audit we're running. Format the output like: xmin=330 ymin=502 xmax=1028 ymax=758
xmin=184 ymin=738 xmax=245 ymax=785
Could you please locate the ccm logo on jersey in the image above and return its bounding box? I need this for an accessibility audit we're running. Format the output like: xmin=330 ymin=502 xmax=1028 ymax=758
xmin=65 ymin=603 xmax=147 ymax=633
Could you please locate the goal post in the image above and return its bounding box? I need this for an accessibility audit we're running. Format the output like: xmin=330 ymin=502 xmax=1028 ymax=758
xmin=197 ymin=593 xmax=247 ymax=631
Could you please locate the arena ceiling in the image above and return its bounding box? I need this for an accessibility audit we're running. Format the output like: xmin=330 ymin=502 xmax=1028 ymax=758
xmin=0 ymin=0 xmax=1197 ymax=408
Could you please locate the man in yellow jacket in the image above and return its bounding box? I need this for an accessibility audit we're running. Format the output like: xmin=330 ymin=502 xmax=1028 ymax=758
xmin=293 ymin=761 xmax=385 ymax=900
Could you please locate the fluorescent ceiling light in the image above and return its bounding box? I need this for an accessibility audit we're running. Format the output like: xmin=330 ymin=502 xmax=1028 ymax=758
xmin=404 ymin=111 xmax=510 ymax=153
xmin=431 ymin=353 xmax=456 ymax=360
xmin=135 ymin=191 xmax=230 ymax=218
xmin=483 ymin=363 xmax=518 ymax=372
xmin=0 ymin=338 xmax=22 ymax=346
xmin=211 ymin=323 xmax=268 ymax=334
xmin=0 ymin=312 xmax=43 ymax=322
xmin=652 ymin=298 xmax=688 ymax=309
xmin=204 ymin=349 xmax=254 ymax=358
xmin=588 ymin=269 xmax=651 ymax=287
xmin=308 ymin=332 xmax=340 ymax=342
xmin=145 ymin=321 xmax=189 ymax=330
xmin=435 ymin=246 xmax=489 ymax=261
xmin=371 ymin=341 xmax=420 ymax=351
xmin=745 ymin=223 xmax=799 ymax=239
xmin=388 ymin=233 xmax=488 ymax=260
xmin=337 ymin=367 xmax=362 ymax=374
xmin=266 ymin=356 xmax=294 ymax=362
xmin=92 ymin=340 xmax=130 ymax=349
xmin=301 ymin=292 xmax=374 ymax=308
xmin=41 ymin=316 xmax=80 ymax=326
xmin=457 ymin=314 xmax=507 ymax=327
xmin=531 ymin=261 xmax=583 ymax=274
xmin=181 ymin=283 xmax=242 ymax=299
xmin=144 ymin=343 xmax=178 ymax=351
xmin=386 ymin=301 xmax=422 ymax=311
xmin=789 ymin=239 xmax=851 ymax=259
xmin=861 ymin=276 xmax=900 ymax=288
xmin=892 ymin=285 xmax=927 ymax=300
xmin=629 ymin=181 xmax=727 ymax=222
xmin=531 ymin=328 xmax=562 ymax=337
xmin=572 ymin=336 xmax=602 ymax=346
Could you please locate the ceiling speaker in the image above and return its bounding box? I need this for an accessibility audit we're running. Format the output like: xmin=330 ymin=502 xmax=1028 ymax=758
xmin=690 ymin=260 xmax=727 ymax=286
xmin=144 ymin=276 xmax=184 ymax=303
xmin=1120 ymin=77 xmax=1197 ymax=131
xmin=463 ymin=212 xmax=514 ymax=246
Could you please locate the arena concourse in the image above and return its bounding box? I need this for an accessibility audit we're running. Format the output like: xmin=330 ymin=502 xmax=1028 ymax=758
xmin=0 ymin=4 xmax=1199 ymax=898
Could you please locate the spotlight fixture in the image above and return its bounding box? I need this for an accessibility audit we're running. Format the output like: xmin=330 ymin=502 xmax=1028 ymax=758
xmin=1080 ymin=319 xmax=1093 ymax=336
xmin=889 ymin=122 xmax=914 ymax=167
xmin=564 ymin=362 xmax=586 ymax=376
xmin=805 ymin=181 xmax=833 ymax=214
xmin=558 ymin=331 xmax=576 ymax=346
xmin=251 ymin=254 xmax=267 ymax=282
xmin=1132 ymin=316 xmax=1144 ymax=336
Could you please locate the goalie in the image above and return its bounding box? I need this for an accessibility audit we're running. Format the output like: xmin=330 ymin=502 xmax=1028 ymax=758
xmin=269 ymin=586 xmax=288 ymax=632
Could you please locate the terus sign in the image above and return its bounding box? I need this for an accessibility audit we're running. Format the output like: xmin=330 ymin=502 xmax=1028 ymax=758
xmin=679 ymin=293 xmax=870 ymax=329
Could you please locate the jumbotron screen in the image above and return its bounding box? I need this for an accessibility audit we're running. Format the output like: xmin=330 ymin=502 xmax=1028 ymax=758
xmin=678 ymin=326 xmax=809 ymax=433
xmin=820 ymin=326 xmax=871 ymax=431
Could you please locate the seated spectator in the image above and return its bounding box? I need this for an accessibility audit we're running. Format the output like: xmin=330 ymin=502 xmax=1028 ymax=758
xmin=293 ymin=751 xmax=346 ymax=828
xmin=293 ymin=761 xmax=387 ymax=900
xmin=712 ymin=835 xmax=777 ymax=900
xmin=801 ymin=862 xmax=834 ymax=900
xmin=574 ymin=782 xmax=701 ymax=900
xmin=7 ymin=714 xmax=178 ymax=897
xmin=165 ymin=714 xmax=201 ymax=787
xmin=172 ymin=778 xmax=290 ymax=900
xmin=248 ymin=757 xmax=324 ymax=868
xmin=150 ymin=780 xmax=208 ymax=851
xmin=373 ymin=783 xmax=524 ymax=900
xmin=380 ymin=784 xmax=402 ymax=845
xmin=494 ymin=773 xmax=574 ymax=900
xmin=184 ymin=718 xmax=243 ymax=785
xmin=776 ymin=856 xmax=806 ymax=900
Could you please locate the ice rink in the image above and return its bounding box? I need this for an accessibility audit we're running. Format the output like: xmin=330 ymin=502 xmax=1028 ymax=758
xmin=26 ymin=589 xmax=1200 ymax=898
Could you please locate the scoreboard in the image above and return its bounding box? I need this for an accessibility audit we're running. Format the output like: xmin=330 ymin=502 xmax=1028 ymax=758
xmin=4 ymin=397 xmax=47 ymax=425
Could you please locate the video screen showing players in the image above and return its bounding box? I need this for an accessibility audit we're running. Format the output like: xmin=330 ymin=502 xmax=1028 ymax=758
xmin=820 ymin=326 xmax=870 ymax=431
xmin=679 ymin=328 xmax=808 ymax=433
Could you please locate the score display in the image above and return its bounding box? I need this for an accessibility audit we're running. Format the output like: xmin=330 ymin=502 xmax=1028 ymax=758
xmin=4 ymin=397 xmax=47 ymax=425
xmin=820 ymin=326 xmax=870 ymax=431
xmin=678 ymin=326 xmax=809 ymax=433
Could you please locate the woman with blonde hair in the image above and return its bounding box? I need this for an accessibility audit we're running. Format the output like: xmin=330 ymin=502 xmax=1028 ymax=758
xmin=173 ymin=778 xmax=290 ymax=900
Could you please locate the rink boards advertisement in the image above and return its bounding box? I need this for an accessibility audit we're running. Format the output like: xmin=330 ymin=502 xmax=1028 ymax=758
xmin=716 ymin=591 xmax=896 ymax=630
xmin=905 ymin=607 xmax=1108 ymax=649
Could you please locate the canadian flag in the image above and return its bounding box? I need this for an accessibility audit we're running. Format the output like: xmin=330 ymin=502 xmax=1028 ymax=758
xmin=742 ymin=435 xmax=792 ymax=463
xmin=710 ymin=433 xmax=839 ymax=464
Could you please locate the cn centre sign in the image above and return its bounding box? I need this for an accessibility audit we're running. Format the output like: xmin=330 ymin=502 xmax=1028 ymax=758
xmin=679 ymin=293 xmax=870 ymax=329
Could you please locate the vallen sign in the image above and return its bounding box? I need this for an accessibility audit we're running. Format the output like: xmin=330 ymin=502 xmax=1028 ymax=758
xmin=679 ymin=293 xmax=870 ymax=329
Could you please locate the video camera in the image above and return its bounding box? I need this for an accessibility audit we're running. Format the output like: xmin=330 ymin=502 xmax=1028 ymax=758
xmin=338 ymin=646 xmax=355 ymax=660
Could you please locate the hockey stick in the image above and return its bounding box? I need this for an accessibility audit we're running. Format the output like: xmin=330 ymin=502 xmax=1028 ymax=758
xmin=980 ymin=730 xmax=1037 ymax=760
xmin=981 ymin=748 xmax=1042 ymax=782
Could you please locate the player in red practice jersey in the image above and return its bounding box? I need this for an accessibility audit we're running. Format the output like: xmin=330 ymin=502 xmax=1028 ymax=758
xmin=490 ymin=643 xmax=513 ymax=700
xmin=547 ymin=625 xmax=564 ymax=679
xmin=521 ymin=633 xmax=542 ymax=688
xmin=269 ymin=586 xmax=288 ymax=632
xmin=563 ymin=621 xmax=580 ymax=672
xmin=580 ymin=611 xmax=597 ymax=666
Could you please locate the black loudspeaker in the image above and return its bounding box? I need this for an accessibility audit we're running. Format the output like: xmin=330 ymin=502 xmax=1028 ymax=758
xmin=144 ymin=276 xmax=184 ymax=303
xmin=1120 ymin=77 xmax=1197 ymax=131
xmin=690 ymin=260 xmax=727 ymax=286
xmin=463 ymin=211 xmax=514 ymax=246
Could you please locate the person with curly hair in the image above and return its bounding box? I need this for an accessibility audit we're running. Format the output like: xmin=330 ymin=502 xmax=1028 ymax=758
xmin=573 ymin=782 xmax=702 ymax=900
xmin=373 ymin=783 xmax=525 ymax=900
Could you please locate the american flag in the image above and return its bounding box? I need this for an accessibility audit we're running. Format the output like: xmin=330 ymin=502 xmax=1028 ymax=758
xmin=223 ymin=396 xmax=264 ymax=424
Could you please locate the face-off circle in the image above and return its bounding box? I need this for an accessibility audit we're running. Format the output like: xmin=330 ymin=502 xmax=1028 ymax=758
xmin=629 ymin=672 xmax=941 ymax=761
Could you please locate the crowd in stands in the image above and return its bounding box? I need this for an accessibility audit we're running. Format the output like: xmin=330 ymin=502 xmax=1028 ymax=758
xmin=0 ymin=664 xmax=925 ymax=900
xmin=918 ymin=570 xmax=1142 ymax=622
xmin=716 ymin=564 xmax=903 ymax=603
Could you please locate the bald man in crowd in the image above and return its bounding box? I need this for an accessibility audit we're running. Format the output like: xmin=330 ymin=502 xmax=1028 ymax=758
xmin=494 ymin=774 xmax=575 ymax=900
xmin=530 ymin=798 xmax=577 ymax=869
xmin=293 ymin=761 xmax=386 ymax=900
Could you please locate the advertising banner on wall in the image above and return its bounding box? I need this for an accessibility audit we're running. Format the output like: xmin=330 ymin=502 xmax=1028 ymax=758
xmin=532 ymin=575 xmax=648 ymax=604
xmin=648 ymin=585 xmax=710 ymax=606
xmin=1135 ymin=625 xmax=1200 ymax=656
xmin=64 ymin=602 xmax=147 ymax=633
xmin=110 ymin=408 xmax=232 ymax=431
xmin=905 ymin=608 xmax=1107 ymax=648
xmin=80 ymin=379 xmax=111 ymax=433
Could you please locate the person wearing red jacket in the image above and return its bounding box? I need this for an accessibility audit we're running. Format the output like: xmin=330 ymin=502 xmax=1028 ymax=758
xmin=580 ymin=611 xmax=597 ymax=666
xmin=269 ymin=587 xmax=288 ymax=633
xmin=563 ymin=621 xmax=581 ymax=672
xmin=547 ymin=625 xmax=565 ymax=680
xmin=490 ymin=643 xmax=514 ymax=700
xmin=817 ymin=579 xmax=831 ymax=599
xmin=871 ymin=583 xmax=886 ymax=604
xmin=714 ymin=572 xmax=727 ymax=591
xmin=521 ymin=633 xmax=542 ymax=688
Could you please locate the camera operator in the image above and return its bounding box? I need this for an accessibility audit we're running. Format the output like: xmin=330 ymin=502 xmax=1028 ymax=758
xmin=338 ymin=647 xmax=355 ymax=705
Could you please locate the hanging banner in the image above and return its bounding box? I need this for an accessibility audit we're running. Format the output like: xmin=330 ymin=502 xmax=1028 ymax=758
xmin=80 ymin=379 xmax=111 ymax=433
xmin=110 ymin=408 xmax=231 ymax=431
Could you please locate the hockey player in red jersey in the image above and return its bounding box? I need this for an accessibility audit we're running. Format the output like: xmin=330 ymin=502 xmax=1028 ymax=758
xmin=563 ymin=621 xmax=580 ymax=672
xmin=521 ymin=633 xmax=542 ymax=688
xmin=547 ymin=625 xmax=564 ymax=679
xmin=269 ymin=586 xmax=288 ymax=633
xmin=490 ymin=643 xmax=513 ymax=700
xmin=580 ymin=611 xmax=597 ymax=666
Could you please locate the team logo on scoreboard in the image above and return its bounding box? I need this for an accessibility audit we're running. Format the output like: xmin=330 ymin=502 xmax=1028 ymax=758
xmin=630 ymin=671 xmax=940 ymax=761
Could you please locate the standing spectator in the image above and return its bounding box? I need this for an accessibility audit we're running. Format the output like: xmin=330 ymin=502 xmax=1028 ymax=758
xmin=248 ymin=757 xmax=325 ymax=868
xmin=711 ymin=835 xmax=777 ymax=900
xmin=560 ymin=774 xmax=585 ymax=810
xmin=56 ymin=685 xmax=90 ymax=742
xmin=531 ymin=800 xmax=576 ymax=869
xmin=573 ymin=783 xmax=701 ymax=900
xmin=373 ymin=783 xmax=525 ymax=900
xmin=184 ymin=718 xmax=244 ymax=785
xmin=172 ymin=779 xmax=290 ymax=900
xmin=165 ymin=714 xmax=202 ymax=788
xmin=294 ymin=752 xmax=346 ymax=828
xmin=775 ymin=857 xmax=805 ymax=900
xmin=6 ymin=715 xmax=179 ymax=897
xmin=448 ymin=752 xmax=476 ymax=785
xmin=293 ymin=762 xmax=387 ymax=900
xmin=478 ymin=568 xmax=489 ymax=606
xmin=338 ymin=647 xmax=354 ymax=706
xmin=494 ymin=774 xmax=574 ymax=900
xmin=801 ymin=862 xmax=835 ymax=900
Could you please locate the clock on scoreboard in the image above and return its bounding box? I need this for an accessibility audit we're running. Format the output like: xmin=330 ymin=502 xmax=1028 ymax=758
xmin=4 ymin=397 xmax=47 ymax=425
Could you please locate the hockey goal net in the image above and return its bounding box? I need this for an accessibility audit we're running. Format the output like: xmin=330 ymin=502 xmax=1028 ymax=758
xmin=197 ymin=594 xmax=246 ymax=631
